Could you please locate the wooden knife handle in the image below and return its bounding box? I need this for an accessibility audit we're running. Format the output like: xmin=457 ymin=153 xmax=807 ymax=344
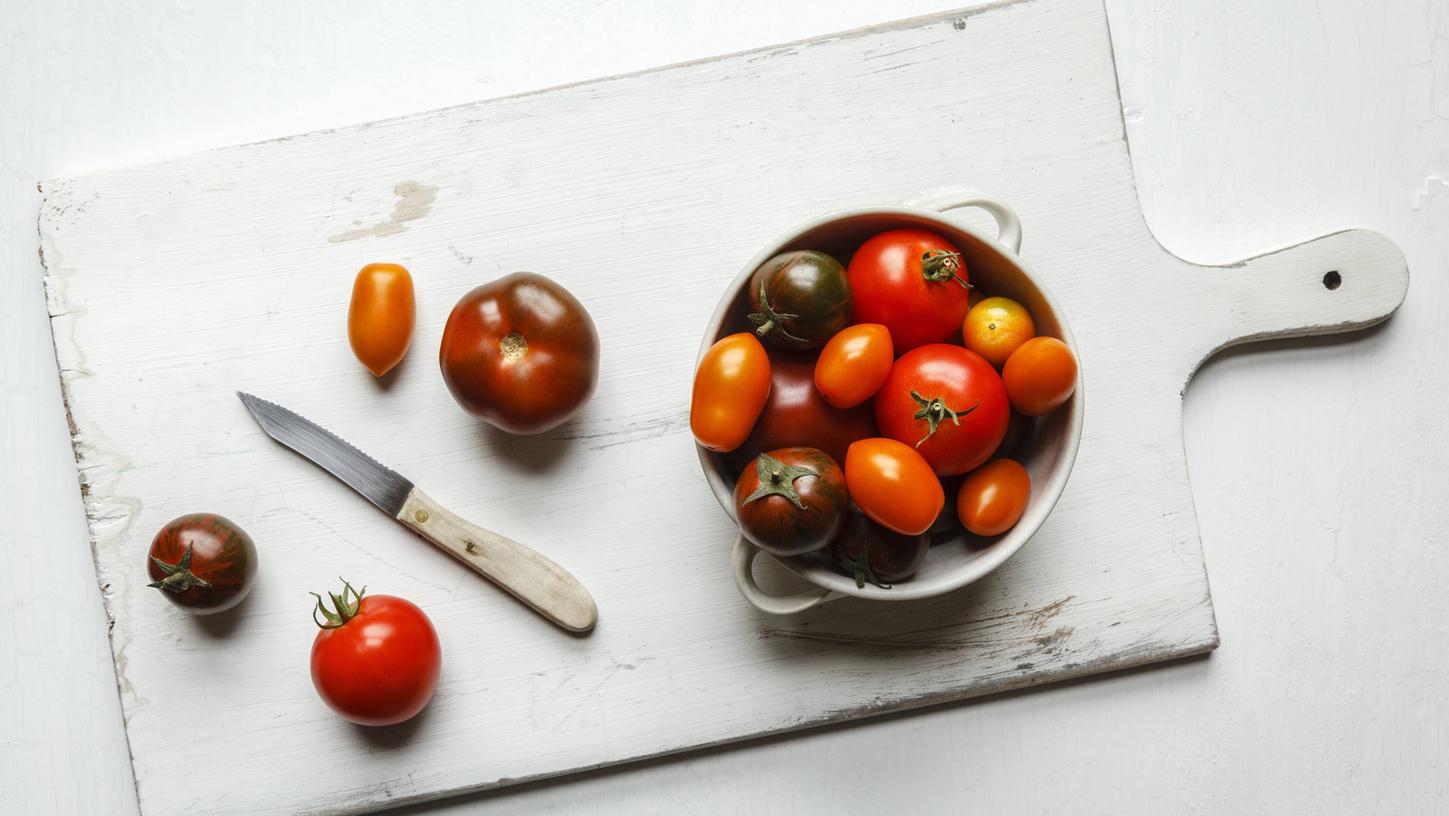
xmin=397 ymin=488 xmax=598 ymax=633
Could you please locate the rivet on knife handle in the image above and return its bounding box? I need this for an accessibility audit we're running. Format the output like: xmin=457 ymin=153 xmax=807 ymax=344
xmin=398 ymin=488 xmax=598 ymax=632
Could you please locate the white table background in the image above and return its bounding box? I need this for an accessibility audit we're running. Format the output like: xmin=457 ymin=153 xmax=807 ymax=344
xmin=2 ymin=1 xmax=1445 ymax=813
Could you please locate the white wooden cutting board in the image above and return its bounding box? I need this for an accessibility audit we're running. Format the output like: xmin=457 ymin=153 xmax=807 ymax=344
xmin=38 ymin=0 xmax=1407 ymax=813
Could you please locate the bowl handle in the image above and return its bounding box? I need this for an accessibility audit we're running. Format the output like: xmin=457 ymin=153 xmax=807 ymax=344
xmin=902 ymin=188 xmax=1023 ymax=254
xmin=732 ymin=536 xmax=841 ymax=615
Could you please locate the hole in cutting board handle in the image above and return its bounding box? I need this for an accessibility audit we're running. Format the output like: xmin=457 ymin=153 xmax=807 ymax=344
xmin=1323 ymin=270 xmax=1342 ymax=290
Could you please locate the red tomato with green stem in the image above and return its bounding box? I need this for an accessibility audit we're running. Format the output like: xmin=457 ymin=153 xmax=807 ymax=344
xmin=875 ymin=344 xmax=1009 ymax=476
xmin=847 ymin=229 xmax=972 ymax=352
xmin=310 ymin=580 xmax=441 ymax=726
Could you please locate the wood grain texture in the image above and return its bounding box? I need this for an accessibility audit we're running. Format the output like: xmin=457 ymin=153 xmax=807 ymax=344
xmin=398 ymin=489 xmax=598 ymax=632
xmin=33 ymin=1 xmax=1406 ymax=814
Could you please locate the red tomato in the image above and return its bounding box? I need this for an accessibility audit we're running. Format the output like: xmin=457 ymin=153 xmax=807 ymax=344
xmin=813 ymin=323 xmax=894 ymax=409
xmin=847 ymin=229 xmax=971 ymax=352
xmin=440 ymin=273 xmax=599 ymax=434
xmin=691 ymin=333 xmax=772 ymax=452
xmin=963 ymin=296 xmax=1035 ymax=368
xmin=147 ymin=513 xmax=258 ymax=615
xmin=310 ymin=581 xmax=441 ymax=726
xmin=348 ymin=263 xmax=416 ymax=377
xmin=874 ymin=344 xmax=1009 ymax=476
xmin=728 ymin=351 xmax=877 ymax=470
xmin=844 ymin=438 xmax=943 ymax=536
xmin=1002 ymin=337 xmax=1078 ymax=416
xmin=957 ymin=459 xmax=1031 ymax=536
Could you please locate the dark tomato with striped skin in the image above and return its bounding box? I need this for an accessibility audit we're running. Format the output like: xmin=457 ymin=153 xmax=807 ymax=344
xmin=310 ymin=580 xmax=440 ymax=726
xmin=875 ymin=344 xmax=1010 ymax=476
xmin=734 ymin=447 xmax=848 ymax=557
xmin=727 ymin=351 xmax=877 ymax=472
xmin=831 ymin=510 xmax=930 ymax=587
xmin=747 ymin=251 xmax=852 ymax=350
xmin=440 ymin=272 xmax=599 ymax=434
xmin=146 ymin=513 xmax=258 ymax=615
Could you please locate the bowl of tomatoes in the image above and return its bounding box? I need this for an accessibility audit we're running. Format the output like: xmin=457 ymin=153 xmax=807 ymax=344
xmin=691 ymin=190 xmax=1083 ymax=614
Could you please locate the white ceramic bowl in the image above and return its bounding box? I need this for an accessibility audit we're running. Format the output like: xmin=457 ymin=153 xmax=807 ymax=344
xmin=696 ymin=189 xmax=1084 ymax=615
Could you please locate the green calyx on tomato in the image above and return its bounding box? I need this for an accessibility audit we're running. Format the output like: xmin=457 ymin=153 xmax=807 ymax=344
xmin=747 ymin=279 xmax=805 ymax=345
xmin=743 ymin=452 xmax=819 ymax=510
xmin=147 ymin=543 xmax=213 ymax=593
xmin=919 ymin=249 xmax=970 ymax=288
xmin=848 ymin=545 xmax=891 ymax=590
xmin=910 ymin=389 xmax=979 ymax=447
xmin=311 ymin=578 xmax=367 ymax=630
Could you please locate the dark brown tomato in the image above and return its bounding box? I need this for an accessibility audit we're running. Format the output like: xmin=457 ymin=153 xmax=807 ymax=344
xmin=747 ymin=251 xmax=851 ymax=350
xmin=440 ymin=272 xmax=600 ymax=434
xmin=831 ymin=510 xmax=929 ymax=586
xmin=726 ymin=351 xmax=877 ymax=472
xmin=734 ymin=448 xmax=848 ymax=557
xmin=147 ymin=513 xmax=258 ymax=614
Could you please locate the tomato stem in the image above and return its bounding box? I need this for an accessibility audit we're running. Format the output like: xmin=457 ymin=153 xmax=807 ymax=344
xmin=742 ymin=452 xmax=817 ymax=510
xmin=920 ymin=249 xmax=971 ymax=289
xmin=746 ymin=278 xmax=806 ymax=344
xmin=850 ymin=546 xmax=892 ymax=590
xmin=311 ymin=578 xmax=367 ymax=629
xmin=910 ymin=389 xmax=979 ymax=447
xmin=147 ymin=542 xmax=213 ymax=593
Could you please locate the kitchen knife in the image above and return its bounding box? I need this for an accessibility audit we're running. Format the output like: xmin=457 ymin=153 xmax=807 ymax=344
xmin=237 ymin=392 xmax=597 ymax=633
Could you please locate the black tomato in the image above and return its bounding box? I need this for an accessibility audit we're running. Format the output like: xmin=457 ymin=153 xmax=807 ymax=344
xmin=747 ymin=251 xmax=851 ymax=350
xmin=734 ymin=447 xmax=848 ymax=557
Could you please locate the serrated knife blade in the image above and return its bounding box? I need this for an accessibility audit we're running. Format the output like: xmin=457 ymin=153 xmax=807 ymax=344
xmin=237 ymin=391 xmax=598 ymax=633
xmin=237 ymin=392 xmax=414 ymax=516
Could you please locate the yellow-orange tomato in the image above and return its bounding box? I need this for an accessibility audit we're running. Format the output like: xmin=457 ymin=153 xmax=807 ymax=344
xmin=813 ymin=323 xmax=894 ymax=409
xmin=348 ymin=263 xmax=415 ymax=377
xmin=1002 ymin=336 xmax=1077 ymax=416
xmin=957 ymin=458 xmax=1030 ymax=536
xmin=844 ymin=438 xmax=943 ymax=536
xmin=691 ymin=333 xmax=771 ymax=452
xmin=963 ymin=297 xmax=1035 ymax=368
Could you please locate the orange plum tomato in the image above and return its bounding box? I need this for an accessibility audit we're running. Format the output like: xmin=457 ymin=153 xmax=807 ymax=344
xmin=690 ymin=333 xmax=772 ymax=453
xmin=348 ymin=262 xmax=416 ymax=377
xmin=813 ymin=323 xmax=894 ymax=409
xmin=844 ymin=438 xmax=943 ymax=536
xmin=956 ymin=458 xmax=1031 ymax=537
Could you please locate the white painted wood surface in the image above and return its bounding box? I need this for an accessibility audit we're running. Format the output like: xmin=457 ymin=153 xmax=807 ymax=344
xmin=34 ymin=2 xmax=1410 ymax=812
xmin=6 ymin=2 xmax=1447 ymax=816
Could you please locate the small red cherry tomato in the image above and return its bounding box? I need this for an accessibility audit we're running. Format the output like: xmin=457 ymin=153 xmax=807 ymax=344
xmin=691 ymin=333 xmax=772 ymax=452
xmin=1002 ymin=337 xmax=1078 ymax=416
xmin=844 ymin=438 xmax=943 ymax=536
xmin=310 ymin=580 xmax=441 ymax=727
xmin=957 ymin=459 xmax=1031 ymax=537
xmin=814 ymin=323 xmax=894 ymax=409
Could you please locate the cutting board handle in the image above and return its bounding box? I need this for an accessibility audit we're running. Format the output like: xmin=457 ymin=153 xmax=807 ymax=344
xmin=1186 ymin=228 xmax=1408 ymax=367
